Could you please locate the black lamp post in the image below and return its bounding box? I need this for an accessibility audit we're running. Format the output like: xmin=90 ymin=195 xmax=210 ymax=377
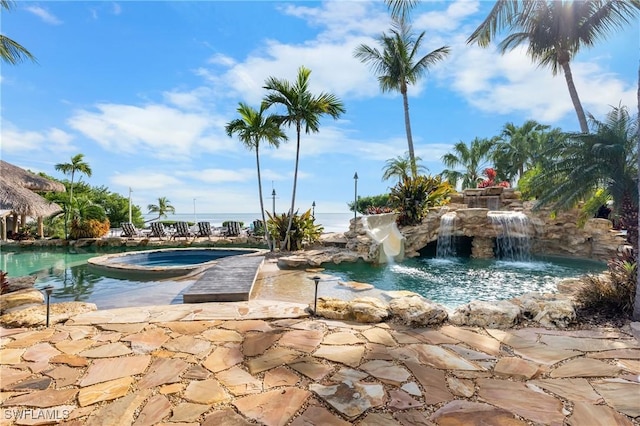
xmin=311 ymin=275 xmax=321 ymax=315
xmin=353 ymin=172 xmax=358 ymax=221
xmin=43 ymin=285 xmax=54 ymax=327
xmin=271 ymin=189 xmax=276 ymax=216
xmin=312 ymin=201 xmax=316 ymax=218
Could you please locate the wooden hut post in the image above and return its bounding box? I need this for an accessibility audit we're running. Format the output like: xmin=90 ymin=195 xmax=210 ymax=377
xmin=1 ymin=216 xmax=6 ymax=241
xmin=38 ymin=217 xmax=44 ymax=238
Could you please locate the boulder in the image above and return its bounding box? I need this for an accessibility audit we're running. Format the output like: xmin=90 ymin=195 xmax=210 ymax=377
xmin=316 ymin=297 xmax=351 ymax=320
xmin=513 ymin=293 xmax=576 ymax=328
xmin=0 ymin=302 xmax=97 ymax=327
xmin=0 ymin=288 xmax=44 ymax=313
xmin=339 ymin=281 xmax=374 ymax=291
xmin=449 ymin=300 xmax=521 ymax=328
xmin=388 ymin=295 xmax=448 ymax=326
xmin=349 ymin=297 xmax=390 ymax=323
xmin=4 ymin=276 xmax=37 ymax=293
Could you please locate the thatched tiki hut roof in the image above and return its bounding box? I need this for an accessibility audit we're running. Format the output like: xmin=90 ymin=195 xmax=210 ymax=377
xmin=0 ymin=161 xmax=65 ymax=240
xmin=0 ymin=160 xmax=66 ymax=192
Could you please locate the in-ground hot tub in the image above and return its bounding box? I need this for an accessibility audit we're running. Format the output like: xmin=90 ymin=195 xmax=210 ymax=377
xmin=88 ymin=247 xmax=261 ymax=280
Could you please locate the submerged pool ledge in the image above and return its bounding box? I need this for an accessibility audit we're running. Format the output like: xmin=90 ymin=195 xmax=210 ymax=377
xmin=87 ymin=247 xmax=265 ymax=280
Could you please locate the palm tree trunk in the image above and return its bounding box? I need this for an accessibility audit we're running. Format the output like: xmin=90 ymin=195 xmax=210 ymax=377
xmin=402 ymin=89 xmax=418 ymax=177
xmin=255 ymin=147 xmax=272 ymax=251
xmin=284 ymin=123 xmax=301 ymax=250
xmin=634 ymin=60 xmax=640 ymax=321
xmin=561 ymin=61 xmax=589 ymax=134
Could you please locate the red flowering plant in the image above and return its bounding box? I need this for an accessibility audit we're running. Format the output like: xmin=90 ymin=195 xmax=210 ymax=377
xmin=477 ymin=168 xmax=510 ymax=188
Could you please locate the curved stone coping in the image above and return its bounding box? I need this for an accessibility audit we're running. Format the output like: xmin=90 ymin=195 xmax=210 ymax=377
xmin=87 ymin=247 xmax=266 ymax=280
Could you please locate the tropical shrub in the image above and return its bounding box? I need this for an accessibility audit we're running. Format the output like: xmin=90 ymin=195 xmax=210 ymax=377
xmin=348 ymin=194 xmax=391 ymax=215
xmin=366 ymin=206 xmax=394 ymax=215
xmin=576 ymin=250 xmax=637 ymax=318
xmin=70 ymin=218 xmax=110 ymax=239
xmin=389 ymin=175 xmax=454 ymax=226
xmin=266 ymin=209 xmax=323 ymax=251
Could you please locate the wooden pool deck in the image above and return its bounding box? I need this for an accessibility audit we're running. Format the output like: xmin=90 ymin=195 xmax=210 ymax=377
xmin=183 ymin=255 xmax=265 ymax=303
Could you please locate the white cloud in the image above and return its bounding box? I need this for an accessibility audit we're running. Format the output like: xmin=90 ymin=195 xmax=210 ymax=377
xmin=110 ymin=171 xmax=182 ymax=190
xmin=67 ymin=103 xmax=234 ymax=159
xmin=178 ymin=168 xmax=255 ymax=183
xmin=25 ymin=6 xmax=63 ymax=25
xmin=112 ymin=3 xmax=122 ymax=15
xmin=1 ymin=122 xmax=74 ymax=154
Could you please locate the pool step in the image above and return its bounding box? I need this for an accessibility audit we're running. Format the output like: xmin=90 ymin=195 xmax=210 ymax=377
xmin=183 ymin=255 xmax=264 ymax=303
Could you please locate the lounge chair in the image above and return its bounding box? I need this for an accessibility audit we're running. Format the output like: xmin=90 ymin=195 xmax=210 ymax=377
xmin=149 ymin=222 xmax=169 ymax=240
xmin=121 ymin=223 xmax=142 ymax=238
xmin=197 ymin=221 xmax=212 ymax=239
xmin=172 ymin=221 xmax=195 ymax=240
xmin=224 ymin=221 xmax=242 ymax=237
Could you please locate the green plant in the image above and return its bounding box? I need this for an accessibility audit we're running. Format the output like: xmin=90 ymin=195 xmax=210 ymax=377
xmin=389 ymin=175 xmax=453 ymax=226
xmin=576 ymin=250 xmax=637 ymax=318
xmin=348 ymin=194 xmax=391 ymax=215
xmin=70 ymin=218 xmax=110 ymax=239
xmin=266 ymin=209 xmax=323 ymax=251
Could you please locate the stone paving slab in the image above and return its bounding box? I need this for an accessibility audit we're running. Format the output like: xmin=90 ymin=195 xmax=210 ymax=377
xmin=0 ymin=304 xmax=638 ymax=425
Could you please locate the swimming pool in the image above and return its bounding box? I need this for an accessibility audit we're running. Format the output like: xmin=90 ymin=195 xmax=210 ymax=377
xmin=321 ymin=256 xmax=605 ymax=309
xmin=88 ymin=248 xmax=258 ymax=279
xmin=1 ymin=247 xmax=260 ymax=309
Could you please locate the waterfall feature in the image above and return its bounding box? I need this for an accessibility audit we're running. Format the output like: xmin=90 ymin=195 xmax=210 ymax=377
xmin=436 ymin=212 xmax=457 ymax=258
xmin=488 ymin=211 xmax=532 ymax=261
xmin=362 ymin=213 xmax=405 ymax=264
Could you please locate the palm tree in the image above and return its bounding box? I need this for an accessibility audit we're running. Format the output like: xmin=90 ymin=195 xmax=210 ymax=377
xmin=55 ymin=153 xmax=92 ymax=238
xmin=262 ymin=66 xmax=345 ymax=250
xmin=467 ymin=0 xmax=640 ymax=134
xmin=382 ymin=152 xmax=427 ymax=183
xmin=385 ymin=0 xmax=419 ymax=22
xmin=529 ymin=105 xmax=638 ymax=248
xmin=354 ymin=19 xmax=450 ymax=177
xmin=225 ymin=102 xmax=287 ymax=251
xmin=492 ymin=120 xmax=551 ymax=184
xmin=147 ymin=197 xmax=175 ymax=222
xmin=1 ymin=0 xmax=36 ymax=64
xmin=440 ymin=137 xmax=496 ymax=189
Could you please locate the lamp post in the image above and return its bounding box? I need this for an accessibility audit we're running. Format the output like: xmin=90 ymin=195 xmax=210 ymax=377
xmin=271 ymin=189 xmax=276 ymax=216
xmin=128 ymin=187 xmax=132 ymax=223
xmin=193 ymin=198 xmax=197 ymax=224
xmin=353 ymin=172 xmax=358 ymax=221
xmin=311 ymin=275 xmax=321 ymax=315
xmin=43 ymin=285 xmax=54 ymax=327
xmin=312 ymin=201 xmax=316 ymax=218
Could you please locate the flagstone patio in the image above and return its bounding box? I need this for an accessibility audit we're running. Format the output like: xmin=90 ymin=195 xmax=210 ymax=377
xmin=1 ymin=300 xmax=639 ymax=425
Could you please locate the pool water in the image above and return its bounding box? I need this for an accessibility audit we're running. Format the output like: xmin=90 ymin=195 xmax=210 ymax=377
xmin=107 ymin=249 xmax=247 ymax=267
xmin=321 ymin=256 xmax=605 ymax=308
xmin=1 ymin=249 xmax=193 ymax=309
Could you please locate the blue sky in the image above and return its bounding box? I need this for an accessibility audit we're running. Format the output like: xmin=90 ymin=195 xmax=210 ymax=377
xmin=2 ymin=1 xmax=638 ymax=216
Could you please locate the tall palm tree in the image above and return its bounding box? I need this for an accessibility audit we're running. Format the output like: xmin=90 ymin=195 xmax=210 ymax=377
xmin=440 ymin=137 xmax=496 ymax=189
xmin=55 ymin=154 xmax=92 ymax=238
xmin=147 ymin=197 xmax=175 ymax=222
xmin=467 ymin=0 xmax=640 ymax=133
xmin=530 ymin=105 xmax=638 ymax=247
xmin=492 ymin=120 xmax=551 ymax=184
xmin=1 ymin=0 xmax=36 ymax=64
xmin=225 ymin=102 xmax=287 ymax=251
xmin=354 ymin=19 xmax=450 ymax=177
xmin=385 ymin=0 xmax=419 ymax=22
xmin=382 ymin=152 xmax=427 ymax=183
xmin=262 ymin=66 xmax=345 ymax=250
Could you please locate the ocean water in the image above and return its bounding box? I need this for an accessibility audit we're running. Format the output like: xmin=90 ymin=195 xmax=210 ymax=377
xmin=142 ymin=212 xmax=354 ymax=233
